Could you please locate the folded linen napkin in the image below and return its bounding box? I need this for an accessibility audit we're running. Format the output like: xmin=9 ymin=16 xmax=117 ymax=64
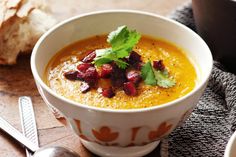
xmin=160 ymin=2 xmax=236 ymax=157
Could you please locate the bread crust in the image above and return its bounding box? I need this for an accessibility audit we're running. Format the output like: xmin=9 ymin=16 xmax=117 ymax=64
xmin=0 ymin=0 xmax=56 ymax=64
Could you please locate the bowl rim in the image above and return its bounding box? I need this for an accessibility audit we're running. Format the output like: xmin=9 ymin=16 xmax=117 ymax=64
xmin=31 ymin=9 xmax=213 ymax=113
xmin=225 ymin=131 xmax=236 ymax=157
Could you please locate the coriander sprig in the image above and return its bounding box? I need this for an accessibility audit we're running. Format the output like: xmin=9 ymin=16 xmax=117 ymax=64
xmin=141 ymin=61 xmax=175 ymax=88
xmin=93 ymin=25 xmax=175 ymax=88
xmin=93 ymin=25 xmax=141 ymax=69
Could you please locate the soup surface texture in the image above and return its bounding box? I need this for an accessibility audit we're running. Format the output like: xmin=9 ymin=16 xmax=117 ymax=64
xmin=45 ymin=35 xmax=197 ymax=109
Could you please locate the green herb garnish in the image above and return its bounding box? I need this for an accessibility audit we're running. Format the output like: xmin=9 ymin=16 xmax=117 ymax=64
xmin=93 ymin=25 xmax=175 ymax=88
xmin=141 ymin=61 xmax=175 ymax=88
xmin=93 ymin=25 xmax=141 ymax=69
xmin=141 ymin=61 xmax=156 ymax=85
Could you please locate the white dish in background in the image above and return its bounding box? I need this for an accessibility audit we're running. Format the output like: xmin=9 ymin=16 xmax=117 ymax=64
xmin=225 ymin=131 xmax=236 ymax=157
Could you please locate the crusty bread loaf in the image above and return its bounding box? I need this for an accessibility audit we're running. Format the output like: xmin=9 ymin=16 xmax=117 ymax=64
xmin=0 ymin=0 xmax=57 ymax=64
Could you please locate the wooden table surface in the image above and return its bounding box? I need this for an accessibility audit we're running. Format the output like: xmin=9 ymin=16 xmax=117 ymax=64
xmin=0 ymin=0 xmax=187 ymax=156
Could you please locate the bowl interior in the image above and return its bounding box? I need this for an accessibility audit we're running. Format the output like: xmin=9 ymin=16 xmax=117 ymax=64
xmin=32 ymin=10 xmax=212 ymax=109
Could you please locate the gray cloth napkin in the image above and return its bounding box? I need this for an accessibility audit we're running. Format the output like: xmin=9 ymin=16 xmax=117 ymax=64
xmin=160 ymin=2 xmax=236 ymax=157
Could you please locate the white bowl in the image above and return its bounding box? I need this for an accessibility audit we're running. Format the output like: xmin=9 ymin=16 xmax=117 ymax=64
xmin=225 ymin=131 xmax=236 ymax=157
xmin=31 ymin=10 xmax=213 ymax=157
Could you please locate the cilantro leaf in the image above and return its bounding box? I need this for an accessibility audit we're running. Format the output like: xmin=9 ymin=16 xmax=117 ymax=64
xmin=141 ymin=61 xmax=156 ymax=85
xmin=95 ymin=48 xmax=113 ymax=57
xmin=93 ymin=58 xmax=113 ymax=67
xmin=141 ymin=61 xmax=176 ymax=88
xmin=93 ymin=25 xmax=141 ymax=69
xmin=107 ymin=25 xmax=128 ymax=48
xmin=93 ymin=48 xmax=113 ymax=66
xmin=93 ymin=48 xmax=128 ymax=68
xmin=153 ymin=69 xmax=176 ymax=88
xmin=113 ymin=58 xmax=129 ymax=69
xmin=108 ymin=25 xmax=141 ymax=58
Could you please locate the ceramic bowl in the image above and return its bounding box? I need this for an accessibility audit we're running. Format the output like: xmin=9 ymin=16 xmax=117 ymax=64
xmin=31 ymin=10 xmax=213 ymax=157
xmin=225 ymin=131 xmax=236 ymax=157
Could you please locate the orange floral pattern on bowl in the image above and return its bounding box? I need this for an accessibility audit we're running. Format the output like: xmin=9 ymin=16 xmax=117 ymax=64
xmin=73 ymin=119 xmax=173 ymax=146
xmin=148 ymin=122 xmax=172 ymax=141
xmin=56 ymin=117 xmax=67 ymax=126
xmin=92 ymin=126 xmax=119 ymax=142
xmin=50 ymin=107 xmax=67 ymax=126
xmin=74 ymin=119 xmax=91 ymax=141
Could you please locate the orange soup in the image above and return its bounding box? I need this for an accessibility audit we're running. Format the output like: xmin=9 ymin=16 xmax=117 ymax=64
xmin=45 ymin=35 xmax=197 ymax=109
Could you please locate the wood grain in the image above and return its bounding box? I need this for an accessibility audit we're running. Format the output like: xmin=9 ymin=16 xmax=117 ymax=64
xmin=0 ymin=0 xmax=187 ymax=156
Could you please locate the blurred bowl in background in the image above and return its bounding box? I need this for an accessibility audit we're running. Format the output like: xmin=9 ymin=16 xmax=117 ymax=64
xmin=192 ymin=0 xmax=236 ymax=73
